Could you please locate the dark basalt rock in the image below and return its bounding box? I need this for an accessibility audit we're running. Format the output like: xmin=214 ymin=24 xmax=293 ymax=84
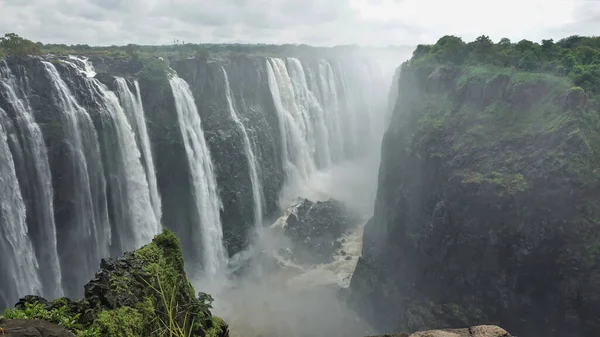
xmin=284 ymin=198 xmax=356 ymax=264
xmin=351 ymin=62 xmax=600 ymax=337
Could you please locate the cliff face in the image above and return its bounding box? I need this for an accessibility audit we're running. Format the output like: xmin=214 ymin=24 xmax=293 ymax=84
xmin=351 ymin=62 xmax=600 ymax=337
xmin=0 ymin=51 xmax=391 ymax=309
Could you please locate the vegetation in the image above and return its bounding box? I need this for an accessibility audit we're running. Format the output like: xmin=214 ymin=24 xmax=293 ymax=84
xmin=1 ymin=230 xmax=226 ymax=337
xmin=410 ymin=34 xmax=600 ymax=96
xmin=0 ymin=33 xmax=42 ymax=57
xmin=0 ymin=32 xmax=408 ymax=62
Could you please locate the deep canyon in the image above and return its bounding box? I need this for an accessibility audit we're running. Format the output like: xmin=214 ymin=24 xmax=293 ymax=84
xmin=2 ymin=34 xmax=600 ymax=337
xmin=0 ymin=46 xmax=404 ymax=336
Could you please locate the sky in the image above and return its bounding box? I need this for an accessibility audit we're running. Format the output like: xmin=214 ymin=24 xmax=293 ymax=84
xmin=0 ymin=0 xmax=599 ymax=47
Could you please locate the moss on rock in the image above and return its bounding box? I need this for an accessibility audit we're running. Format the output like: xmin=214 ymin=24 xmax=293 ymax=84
xmin=2 ymin=229 xmax=228 ymax=337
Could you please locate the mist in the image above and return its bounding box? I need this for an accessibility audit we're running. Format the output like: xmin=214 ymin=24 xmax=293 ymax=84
xmin=190 ymin=52 xmax=409 ymax=337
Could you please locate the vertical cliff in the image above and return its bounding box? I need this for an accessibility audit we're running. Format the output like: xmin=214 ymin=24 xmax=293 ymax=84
xmin=351 ymin=51 xmax=600 ymax=336
xmin=0 ymin=50 xmax=393 ymax=309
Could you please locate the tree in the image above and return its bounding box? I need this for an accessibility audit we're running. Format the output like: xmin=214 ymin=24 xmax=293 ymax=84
xmin=498 ymin=38 xmax=511 ymax=46
xmin=432 ymin=35 xmax=468 ymax=64
xmin=0 ymin=33 xmax=42 ymax=56
xmin=125 ymin=43 xmax=140 ymax=59
xmin=518 ymin=50 xmax=539 ymax=70
xmin=470 ymin=35 xmax=494 ymax=63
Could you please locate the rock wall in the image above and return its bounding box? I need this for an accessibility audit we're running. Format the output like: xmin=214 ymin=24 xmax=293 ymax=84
xmin=351 ymin=62 xmax=600 ymax=337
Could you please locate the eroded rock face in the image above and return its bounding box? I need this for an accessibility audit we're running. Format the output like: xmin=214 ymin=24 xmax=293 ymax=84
xmin=284 ymin=198 xmax=356 ymax=264
xmin=0 ymin=318 xmax=76 ymax=337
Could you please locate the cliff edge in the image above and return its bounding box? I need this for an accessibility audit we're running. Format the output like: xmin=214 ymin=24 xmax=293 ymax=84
xmin=351 ymin=35 xmax=600 ymax=337
xmin=0 ymin=230 xmax=228 ymax=337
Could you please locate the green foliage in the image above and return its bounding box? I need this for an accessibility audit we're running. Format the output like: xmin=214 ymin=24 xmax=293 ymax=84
xmin=138 ymin=57 xmax=173 ymax=90
xmin=1 ymin=230 xmax=225 ymax=337
xmin=0 ymin=33 xmax=42 ymax=56
xmin=409 ymin=34 xmax=600 ymax=96
xmin=94 ymin=307 xmax=143 ymax=337
xmin=2 ymin=302 xmax=99 ymax=337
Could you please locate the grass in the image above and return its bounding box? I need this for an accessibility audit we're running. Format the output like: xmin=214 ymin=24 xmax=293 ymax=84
xmin=0 ymin=230 xmax=226 ymax=337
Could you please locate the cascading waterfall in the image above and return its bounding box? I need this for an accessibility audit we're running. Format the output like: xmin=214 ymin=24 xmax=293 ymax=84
xmin=0 ymin=63 xmax=63 ymax=298
xmin=64 ymin=57 xmax=160 ymax=251
xmin=115 ymin=78 xmax=162 ymax=225
xmin=285 ymin=59 xmax=331 ymax=169
xmin=266 ymin=58 xmax=317 ymax=198
xmin=42 ymin=61 xmax=111 ymax=291
xmin=221 ymin=67 xmax=264 ymax=230
xmin=332 ymin=61 xmax=360 ymax=157
xmin=0 ymin=108 xmax=43 ymax=302
xmin=169 ymin=74 xmax=226 ymax=277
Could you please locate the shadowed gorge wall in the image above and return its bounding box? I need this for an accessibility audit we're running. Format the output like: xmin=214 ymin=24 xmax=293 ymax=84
xmin=351 ymin=58 xmax=600 ymax=337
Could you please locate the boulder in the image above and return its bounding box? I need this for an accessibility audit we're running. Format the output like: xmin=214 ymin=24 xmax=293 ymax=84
xmin=367 ymin=325 xmax=511 ymax=337
xmin=0 ymin=319 xmax=75 ymax=337
xmin=284 ymin=198 xmax=356 ymax=264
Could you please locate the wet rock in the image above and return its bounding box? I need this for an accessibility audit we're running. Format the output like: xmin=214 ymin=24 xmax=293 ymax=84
xmin=284 ymin=198 xmax=356 ymax=264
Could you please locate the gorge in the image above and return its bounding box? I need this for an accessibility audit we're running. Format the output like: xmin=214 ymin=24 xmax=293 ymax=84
xmin=3 ymin=33 xmax=600 ymax=337
xmin=0 ymin=41 xmax=403 ymax=336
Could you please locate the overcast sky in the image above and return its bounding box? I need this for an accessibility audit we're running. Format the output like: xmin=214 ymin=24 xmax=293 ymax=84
xmin=0 ymin=0 xmax=599 ymax=46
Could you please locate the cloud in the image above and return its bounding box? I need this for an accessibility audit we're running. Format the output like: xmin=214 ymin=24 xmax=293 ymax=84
xmin=0 ymin=0 xmax=598 ymax=46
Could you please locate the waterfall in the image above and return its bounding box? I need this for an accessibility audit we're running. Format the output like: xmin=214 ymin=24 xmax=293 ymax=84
xmin=64 ymin=57 xmax=160 ymax=251
xmin=285 ymin=59 xmax=331 ymax=169
xmin=0 ymin=108 xmax=43 ymax=302
xmin=0 ymin=63 xmax=63 ymax=298
xmin=221 ymin=67 xmax=264 ymax=230
xmin=266 ymin=58 xmax=317 ymax=197
xmin=42 ymin=61 xmax=111 ymax=291
xmin=169 ymin=75 xmax=226 ymax=277
xmin=316 ymin=61 xmax=344 ymax=163
xmin=115 ymin=78 xmax=162 ymax=225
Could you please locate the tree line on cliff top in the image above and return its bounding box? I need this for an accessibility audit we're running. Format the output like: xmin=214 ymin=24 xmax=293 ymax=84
xmin=411 ymin=34 xmax=600 ymax=95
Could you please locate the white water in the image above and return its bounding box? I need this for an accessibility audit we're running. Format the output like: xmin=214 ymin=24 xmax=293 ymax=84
xmin=221 ymin=67 xmax=264 ymax=231
xmin=115 ymin=78 xmax=163 ymax=225
xmin=64 ymin=57 xmax=160 ymax=251
xmin=169 ymin=75 xmax=226 ymax=277
xmin=0 ymin=109 xmax=43 ymax=298
xmin=285 ymin=58 xmax=332 ymax=169
xmin=0 ymin=63 xmax=63 ymax=298
xmin=88 ymin=80 xmax=160 ymax=250
xmin=266 ymin=58 xmax=317 ymax=205
xmin=42 ymin=61 xmax=111 ymax=271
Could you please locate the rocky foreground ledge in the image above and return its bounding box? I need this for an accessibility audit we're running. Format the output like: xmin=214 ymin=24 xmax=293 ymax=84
xmin=0 ymin=229 xmax=228 ymax=337
xmin=368 ymin=325 xmax=511 ymax=337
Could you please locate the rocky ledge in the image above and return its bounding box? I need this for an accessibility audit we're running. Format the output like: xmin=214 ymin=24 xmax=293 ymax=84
xmin=0 ymin=230 xmax=228 ymax=337
xmin=368 ymin=325 xmax=511 ymax=337
xmin=284 ymin=198 xmax=357 ymax=265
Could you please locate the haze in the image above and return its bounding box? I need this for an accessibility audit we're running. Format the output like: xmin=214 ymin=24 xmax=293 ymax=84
xmin=1 ymin=0 xmax=599 ymax=46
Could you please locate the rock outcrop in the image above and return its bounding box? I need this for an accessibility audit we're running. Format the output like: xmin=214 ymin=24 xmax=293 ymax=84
xmin=351 ymin=59 xmax=600 ymax=336
xmin=0 ymin=319 xmax=76 ymax=337
xmin=284 ymin=198 xmax=356 ymax=264
xmin=367 ymin=325 xmax=511 ymax=337
xmin=1 ymin=230 xmax=228 ymax=337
